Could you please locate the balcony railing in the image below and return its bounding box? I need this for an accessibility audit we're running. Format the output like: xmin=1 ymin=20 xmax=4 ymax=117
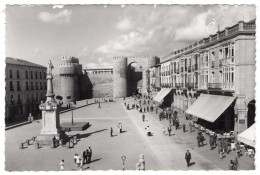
xmin=208 ymin=83 xmax=222 ymax=89
xmin=222 ymin=83 xmax=235 ymax=90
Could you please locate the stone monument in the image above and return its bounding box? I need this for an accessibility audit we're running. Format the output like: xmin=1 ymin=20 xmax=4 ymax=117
xmin=35 ymin=60 xmax=67 ymax=148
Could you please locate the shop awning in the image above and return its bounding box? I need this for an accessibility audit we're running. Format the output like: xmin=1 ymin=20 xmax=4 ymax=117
xmin=238 ymin=124 xmax=255 ymax=147
xmin=185 ymin=94 xmax=235 ymax=122
xmin=154 ymin=88 xmax=172 ymax=103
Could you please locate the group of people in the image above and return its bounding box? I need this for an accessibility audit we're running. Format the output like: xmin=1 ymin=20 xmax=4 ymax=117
xmin=110 ymin=123 xmax=123 ymax=137
xmin=196 ymin=132 xmax=205 ymax=147
xmin=69 ymin=147 xmax=93 ymax=171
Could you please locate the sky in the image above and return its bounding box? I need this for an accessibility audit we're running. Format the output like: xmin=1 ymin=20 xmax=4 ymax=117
xmin=5 ymin=5 xmax=255 ymax=73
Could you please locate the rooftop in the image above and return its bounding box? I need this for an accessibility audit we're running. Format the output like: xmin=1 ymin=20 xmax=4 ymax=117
xmin=6 ymin=57 xmax=47 ymax=69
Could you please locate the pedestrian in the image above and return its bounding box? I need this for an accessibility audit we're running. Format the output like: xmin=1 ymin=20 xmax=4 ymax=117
xmin=169 ymin=118 xmax=172 ymax=126
xmin=189 ymin=122 xmax=193 ymax=133
xmin=182 ymin=123 xmax=186 ymax=132
xmin=80 ymin=158 xmax=84 ymax=171
xmin=88 ymin=147 xmax=92 ymax=163
xmin=228 ymin=160 xmax=234 ymax=170
xmin=233 ymin=157 xmax=239 ymax=170
xmin=213 ymin=133 xmax=217 ymax=146
xmin=197 ymin=133 xmax=201 ymax=147
xmin=162 ymin=127 xmax=166 ymax=136
xmin=142 ymin=113 xmax=145 ymax=122
xmin=147 ymin=106 xmax=149 ymax=112
xmin=209 ymin=135 xmax=214 ymax=150
xmin=145 ymin=126 xmax=151 ymax=136
xmin=82 ymin=150 xmax=86 ymax=164
xmin=200 ymin=133 xmax=205 ymax=147
xmin=144 ymin=107 xmax=146 ymax=113
xmin=117 ymin=123 xmax=120 ymax=134
xmin=119 ymin=123 xmax=123 ymax=133
xmin=74 ymin=154 xmax=78 ymax=165
xmin=167 ymin=126 xmax=172 ymax=136
xmin=175 ymin=120 xmax=179 ymax=130
xmin=110 ymin=127 xmax=113 ymax=137
xmin=185 ymin=150 xmax=191 ymax=167
xmin=60 ymin=160 xmax=64 ymax=171
xmin=124 ymin=102 xmax=126 ymax=106
xmin=156 ymin=107 xmax=158 ymax=114
xmin=76 ymin=155 xmax=81 ymax=167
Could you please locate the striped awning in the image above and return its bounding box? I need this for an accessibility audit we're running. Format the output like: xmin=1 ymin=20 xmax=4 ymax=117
xmin=238 ymin=124 xmax=255 ymax=147
xmin=185 ymin=94 xmax=235 ymax=122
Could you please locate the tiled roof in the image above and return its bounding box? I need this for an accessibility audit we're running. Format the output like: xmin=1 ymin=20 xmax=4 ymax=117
xmin=6 ymin=57 xmax=46 ymax=68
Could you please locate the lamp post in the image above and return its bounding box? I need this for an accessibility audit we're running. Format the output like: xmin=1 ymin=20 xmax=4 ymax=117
xmin=121 ymin=155 xmax=126 ymax=171
xmin=71 ymin=102 xmax=74 ymax=125
xmin=98 ymin=93 xmax=101 ymax=108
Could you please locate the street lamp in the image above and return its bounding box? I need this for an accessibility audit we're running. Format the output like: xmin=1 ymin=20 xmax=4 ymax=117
xmin=98 ymin=93 xmax=101 ymax=108
xmin=121 ymin=155 xmax=126 ymax=171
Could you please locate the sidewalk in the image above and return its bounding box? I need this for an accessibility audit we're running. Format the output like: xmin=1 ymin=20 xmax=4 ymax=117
xmin=124 ymin=97 xmax=254 ymax=170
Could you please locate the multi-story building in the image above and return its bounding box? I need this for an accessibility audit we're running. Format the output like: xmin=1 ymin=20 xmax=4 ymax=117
xmin=154 ymin=19 xmax=256 ymax=135
xmin=148 ymin=64 xmax=161 ymax=91
xmin=5 ymin=57 xmax=47 ymax=122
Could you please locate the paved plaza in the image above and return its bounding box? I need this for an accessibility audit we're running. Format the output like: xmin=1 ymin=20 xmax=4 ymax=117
xmin=5 ymin=98 xmax=254 ymax=171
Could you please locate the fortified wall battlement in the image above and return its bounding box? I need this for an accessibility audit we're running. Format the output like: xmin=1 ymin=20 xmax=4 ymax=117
xmin=113 ymin=55 xmax=159 ymax=98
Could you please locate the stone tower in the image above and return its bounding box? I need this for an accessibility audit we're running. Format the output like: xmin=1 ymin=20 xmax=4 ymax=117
xmin=59 ymin=57 xmax=82 ymax=104
xmin=113 ymin=56 xmax=128 ymax=98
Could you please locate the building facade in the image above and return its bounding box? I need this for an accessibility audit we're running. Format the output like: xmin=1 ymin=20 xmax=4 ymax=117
xmin=151 ymin=19 xmax=256 ymax=135
xmin=5 ymin=57 xmax=47 ymax=121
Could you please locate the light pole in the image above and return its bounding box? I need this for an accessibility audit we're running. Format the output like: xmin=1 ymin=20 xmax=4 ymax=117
xmin=121 ymin=155 xmax=126 ymax=171
xmin=98 ymin=93 xmax=101 ymax=108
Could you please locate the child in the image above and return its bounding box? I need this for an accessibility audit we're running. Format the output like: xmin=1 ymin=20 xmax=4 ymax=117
xmin=60 ymin=160 xmax=64 ymax=171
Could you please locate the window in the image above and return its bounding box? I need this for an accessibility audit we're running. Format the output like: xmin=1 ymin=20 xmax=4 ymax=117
xmin=36 ymin=82 xmax=38 ymax=90
xmin=40 ymin=82 xmax=42 ymax=90
xmin=18 ymin=94 xmax=21 ymax=103
xmin=17 ymin=81 xmax=20 ymax=91
xmin=17 ymin=70 xmax=20 ymax=79
xmin=9 ymin=70 xmax=12 ymax=78
xmin=31 ymin=82 xmax=34 ymax=90
xmin=26 ymin=71 xmax=28 ymax=79
xmin=10 ymin=81 xmax=13 ymax=91
xmin=10 ymin=95 xmax=14 ymax=104
xmin=31 ymin=71 xmax=33 ymax=79
xmin=44 ymin=72 xmax=46 ymax=79
xmin=40 ymin=72 xmax=42 ymax=79
xmin=35 ymin=71 xmax=38 ymax=79
xmin=26 ymin=82 xmax=29 ymax=90
xmin=36 ymin=93 xmax=38 ymax=101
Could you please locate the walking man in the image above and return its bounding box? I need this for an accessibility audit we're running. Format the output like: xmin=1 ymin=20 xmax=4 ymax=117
xmin=189 ymin=122 xmax=193 ymax=133
xmin=182 ymin=123 xmax=186 ymax=132
xmin=197 ymin=133 xmax=201 ymax=147
xmin=185 ymin=150 xmax=192 ymax=167
xmin=168 ymin=126 xmax=172 ymax=136
xmin=142 ymin=113 xmax=145 ymax=122
xmin=88 ymin=147 xmax=92 ymax=163
xmin=110 ymin=127 xmax=113 ymax=137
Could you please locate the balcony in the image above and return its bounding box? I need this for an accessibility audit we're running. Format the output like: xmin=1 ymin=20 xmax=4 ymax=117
xmin=175 ymin=83 xmax=180 ymax=88
xmin=208 ymin=83 xmax=222 ymax=89
xmin=200 ymin=83 xmax=208 ymax=89
xmin=222 ymin=83 xmax=235 ymax=91
xmin=201 ymin=62 xmax=209 ymax=68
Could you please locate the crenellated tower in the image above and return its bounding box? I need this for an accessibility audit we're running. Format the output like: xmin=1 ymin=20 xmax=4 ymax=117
xmin=59 ymin=57 xmax=82 ymax=104
xmin=113 ymin=56 xmax=128 ymax=98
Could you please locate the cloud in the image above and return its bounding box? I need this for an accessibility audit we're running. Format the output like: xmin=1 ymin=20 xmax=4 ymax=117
xmin=38 ymin=9 xmax=72 ymax=24
xmin=116 ymin=17 xmax=133 ymax=31
xmin=96 ymin=30 xmax=154 ymax=56
xmin=174 ymin=10 xmax=214 ymax=41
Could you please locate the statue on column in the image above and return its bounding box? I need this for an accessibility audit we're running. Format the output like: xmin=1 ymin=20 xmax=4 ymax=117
xmin=48 ymin=60 xmax=54 ymax=74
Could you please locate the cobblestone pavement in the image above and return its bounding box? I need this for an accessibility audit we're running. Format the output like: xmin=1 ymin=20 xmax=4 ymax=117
xmin=5 ymin=97 xmax=254 ymax=171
